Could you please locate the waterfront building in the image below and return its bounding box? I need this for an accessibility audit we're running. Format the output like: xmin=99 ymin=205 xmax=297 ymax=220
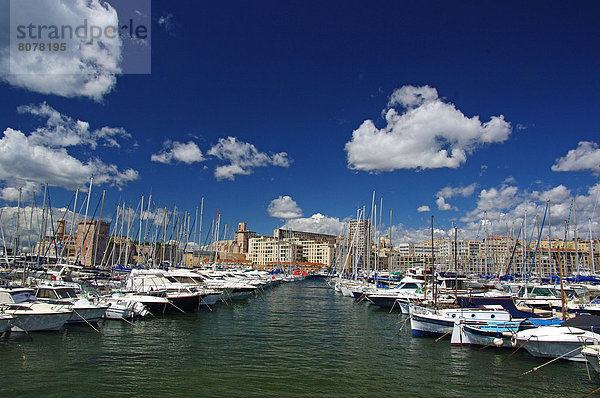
xmin=348 ymin=219 xmax=372 ymax=269
xmin=247 ymin=236 xmax=303 ymax=268
xmin=273 ymin=228 xmax=338 ymax=244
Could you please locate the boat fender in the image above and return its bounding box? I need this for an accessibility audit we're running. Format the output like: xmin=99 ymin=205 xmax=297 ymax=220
xmin=493 ymin=338 xmax=504 ymax=347
xmin=510 ymin=333 xmax=517 ymax=347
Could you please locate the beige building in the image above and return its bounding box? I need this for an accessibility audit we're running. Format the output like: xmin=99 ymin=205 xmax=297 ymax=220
xmin=247 ymin=236 xmax=302 ymax=268
xmin=299 ymin=240 xmax=335 ymax=267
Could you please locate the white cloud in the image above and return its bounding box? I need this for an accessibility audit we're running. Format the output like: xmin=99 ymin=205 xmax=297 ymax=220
xmin=1 ymin=0 xmax=122 ymax=101
xmin=0 ymin=104 xmax=137 ymax=201
xmin=436 ymin=197 xmax=455 ymax=211
xmin=552 ymin=141 xmax=600 ymax=174
xmin=475 ymin=185 xmax=520 ymax=213
xmin=283 ymin=213 xmax=345 ymax=236
xmin=434 ymin=183 xmax=477 ymax=211
xmin=151 ymin=141 xmax=205 ymax=164
xmin=437 ymin=183 xmax=478 ymax=199
xmin=417 ymin=205 xmax=430 ymax=213
xmin=18 ymin=102 xmax=130 ymax=149
xmin=533 ymin=185 xmax=571 ymax=204
xmin=207 ymin=137 xmax=290 ymax=181
xmin=345 ymin=85 xmax=512 ymax=171
xmin=267 ymin=196 xmax=303 ymax=219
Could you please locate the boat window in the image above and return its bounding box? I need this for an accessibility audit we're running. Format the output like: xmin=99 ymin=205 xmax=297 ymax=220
xmin=491 ymin=314 xmax=495 ymax=319
xmin=532 ymin=288 xmax=554 ymax=297
xmin=11 ymin=291 xmax=36 ymax=303
xmin=56 ymin=288 xmax=79 ymax=299
xmin=36 ymin=289 xmax=55 ymax=299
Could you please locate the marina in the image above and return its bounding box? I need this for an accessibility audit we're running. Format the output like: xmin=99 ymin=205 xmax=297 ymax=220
xmin=1 ymin=1 xmax=599 ymax=397
xmin=1 ymin=278 xmax=599 ymax=397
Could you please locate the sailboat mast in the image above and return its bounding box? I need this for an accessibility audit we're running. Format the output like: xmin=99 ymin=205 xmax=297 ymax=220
xmin=138 ymin=196 xmax=143 ymax=267
xmin=590 ymin=218 xmax=595 ymax=274
xmin=198 ymin=198 xmax=204 ymax=268
xmin=94 ymin=190 xmax=105 ymax=268
xmin=14 ymin=187 xmax=21 ymax=262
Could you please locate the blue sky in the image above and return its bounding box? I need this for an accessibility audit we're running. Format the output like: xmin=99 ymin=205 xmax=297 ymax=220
xmin=0 ymin=1 xmax=599 ymax=244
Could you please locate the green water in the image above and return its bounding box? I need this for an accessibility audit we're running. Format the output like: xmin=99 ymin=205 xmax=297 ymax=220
xmin=0 ymin=280 xmax=596 ymax=397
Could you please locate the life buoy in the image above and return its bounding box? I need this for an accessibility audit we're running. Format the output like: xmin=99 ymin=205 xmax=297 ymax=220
xmin=50 ymin=275 xmax=56 ymax=281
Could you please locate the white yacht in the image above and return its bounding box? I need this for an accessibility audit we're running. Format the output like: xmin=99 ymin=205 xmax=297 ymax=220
xmin=0 ymin=287 xmax=72 ymax=332
xmin=34 ymin=285 xmax=108 ymax=324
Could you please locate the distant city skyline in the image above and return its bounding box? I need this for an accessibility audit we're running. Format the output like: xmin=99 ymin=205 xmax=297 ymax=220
xmin=0 ymin=1 xmax=599 ymax=246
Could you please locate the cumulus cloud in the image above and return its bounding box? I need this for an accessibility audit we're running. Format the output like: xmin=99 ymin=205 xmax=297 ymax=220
xmin=437 ymin=183 xmax=478 ymax=200
xmin=2 ymin=0 xmax=122 ymax=100
xmin=345 ymin=85 xmax=512 ymax=171
xmin=267 ymin=196 xmax=303 ymax=219
xmin=0 ymin=104 xmax=137 ymax=201
xmin=151 ymin=141 xmax=205 ymax=164
xmin=533 ymin=185 xmax=571 ymax=204
xmin=283 ymin=213 xmax=346 ymax=236
xmin=18 ymin=102 xmax=130 ymax=148
xmin=436 ymin=197 xmax=455 ymax=211
xmin=552 ymin=141 xmax=600 ymax=174
xmin=207 ymin=137 xmax=290 ymax=181
xmin=434 ymin=183 xmax=477 ymax=211
xmin=417 ymin=205 xmax=431 ymax=213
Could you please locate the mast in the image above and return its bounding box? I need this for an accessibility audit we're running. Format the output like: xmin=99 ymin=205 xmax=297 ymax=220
xmin=590 ymin=218 xmax=595 ymax=274
xmin=389 ymin=209 xmax=392 ymax=275
xmin=81 ymin=176 xmax=93 ymax=265
xmin=161 ymin=206 xmax=167 ymax=266
xmin=548 ymin=201 xmax=552 ymax=278
xmin=558 ymin=221 xmax=567 ymax=319
xmin=138 ymin=195 xmax=143 ymax=267
xmin=198 ymin=198 xmax=204 ymax=268
xmin=125 ymin=204 xmax=132 ymax=266
xmin=425 ymin=215 xmax=430 ymax=306
xmin=38 ymin=183 xmax=49 ymax=266
xmin=14 ymin=187 xmax=22 ymax=262
xmin=93 ymin=190 xmax=105 ymax=268
xmin=66 ymin=188 xmax=78 ymax=265
xmin=484 ymin=211 xmax=488 ymax=277
xmin=573 ymin=199 xmax=579 ymax=277
xmin=454 ymin=225 xmax=458 ymax=300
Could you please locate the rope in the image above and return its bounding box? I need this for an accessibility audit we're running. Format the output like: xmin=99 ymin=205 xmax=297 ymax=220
xmin=521 ymin=345 xmax=584 ymax=376
xmin=502 ymin=336 xmax=533 ymax=363
xmin=435 ymin=331 xmax=451 ymax=342
xmin=398 ymin=315 xmax=411 ymax=334
xmin=582 ymin=386 xmax=600 ymax=398
xmin=72 ymin=308 xmax=102 ymax=334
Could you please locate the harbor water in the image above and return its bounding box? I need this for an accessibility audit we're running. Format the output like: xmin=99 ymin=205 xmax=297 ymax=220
xmin=0 ymin=279 xmax=596 ymax=397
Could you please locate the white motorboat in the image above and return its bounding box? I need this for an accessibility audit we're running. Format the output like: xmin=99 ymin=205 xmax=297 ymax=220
xmin=127 ymin=269 xmax=201 ymax=312
xmin=0 ymin=287 xmax=72 ymax=332
xmin=34 ymin=285 xmax=107 ymax=324
xmin=513 ymin=326 xmax=600 ymax=362
xmin=365 ymin=277 xmax=425 ymax=310
xmin=98 ymin=294 xmax=152 ymax=321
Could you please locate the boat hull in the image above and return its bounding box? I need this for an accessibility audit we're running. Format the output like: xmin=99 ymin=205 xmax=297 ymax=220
xmin=411 ymin=314 xmax=453 ymax=337
xmin=67 ymin=306 xmax=108 ymax=324
xmin=9 ymin=311 xmax=72 ymax=332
